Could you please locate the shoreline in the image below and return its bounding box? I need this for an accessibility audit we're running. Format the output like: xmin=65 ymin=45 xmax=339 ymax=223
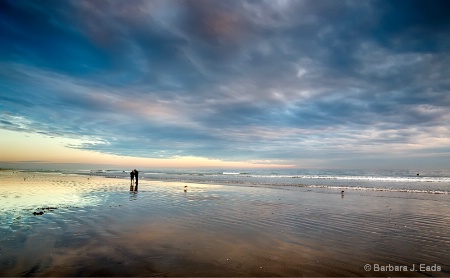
xmin=8 ymin=168 xmax=450 ymax=196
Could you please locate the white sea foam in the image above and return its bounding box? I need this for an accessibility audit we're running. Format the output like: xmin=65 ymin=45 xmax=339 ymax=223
xmin=306 ymin=185 xmax=449 ymax=194
xmin=245 ymin=174 xmax=450 ymax=183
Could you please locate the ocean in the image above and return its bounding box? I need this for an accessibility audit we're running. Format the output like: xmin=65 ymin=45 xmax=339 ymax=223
xmin=52 ymin=168 xmax=450 ymax=194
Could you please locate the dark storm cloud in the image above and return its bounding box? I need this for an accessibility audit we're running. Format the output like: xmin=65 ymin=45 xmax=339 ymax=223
xmin=1 ymin=0 xmax=449 ymax=166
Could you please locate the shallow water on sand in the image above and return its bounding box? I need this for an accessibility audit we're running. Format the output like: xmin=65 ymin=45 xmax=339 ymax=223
xmin=1 ymin=171 xmax=449 ymax=276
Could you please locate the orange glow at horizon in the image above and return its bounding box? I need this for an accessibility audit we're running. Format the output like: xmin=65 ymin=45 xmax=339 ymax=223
xmin=0 ymin=129 xmax=295 ymax=169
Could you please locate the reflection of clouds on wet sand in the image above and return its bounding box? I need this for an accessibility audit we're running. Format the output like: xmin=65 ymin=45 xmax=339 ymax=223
xmin=0 ymin=171 xmax=115 ymax=211
xmin=0 ymin=172 xmax=449 ymax=276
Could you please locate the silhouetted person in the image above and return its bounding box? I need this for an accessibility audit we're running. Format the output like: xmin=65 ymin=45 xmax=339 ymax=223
xmin=130 ymin=170 xmax=135 ymax=186
xmin=134 ymin=169 xmax=139 ymax=191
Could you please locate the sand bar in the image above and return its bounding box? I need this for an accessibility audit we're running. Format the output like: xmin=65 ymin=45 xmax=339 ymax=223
xmin=1 ymin=170 xmax=449 ymax=276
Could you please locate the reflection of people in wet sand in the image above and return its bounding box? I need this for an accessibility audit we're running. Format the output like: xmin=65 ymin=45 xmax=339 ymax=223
xmin=134 ymin=169 xmax=139 ymax=191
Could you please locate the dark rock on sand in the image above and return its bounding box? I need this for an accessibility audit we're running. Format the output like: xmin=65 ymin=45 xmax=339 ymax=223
xmin=41 ymin=207 xmax=58 ymax=211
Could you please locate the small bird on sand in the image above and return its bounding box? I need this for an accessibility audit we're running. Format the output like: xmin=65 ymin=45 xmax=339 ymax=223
xmin=341 ymin=190 xmax=345 ymax=194
xmin=184 ymin=186 xmax=188 ymax=192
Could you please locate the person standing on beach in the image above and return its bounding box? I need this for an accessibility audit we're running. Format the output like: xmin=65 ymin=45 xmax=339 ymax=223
xmin=134 ymin=169 xmax=139 ymax=191
xmin=130 ymin=170 xmax=135 ymax=186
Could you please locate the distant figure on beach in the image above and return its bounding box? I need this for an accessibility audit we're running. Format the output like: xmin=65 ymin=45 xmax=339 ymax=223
xmin=130 ymin=170 xmax=135 ymax=186
xmin=134 ymin=169 xmax=139 ymax=191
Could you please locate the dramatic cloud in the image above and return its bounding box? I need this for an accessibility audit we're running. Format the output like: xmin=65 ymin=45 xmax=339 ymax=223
xmin=1 ymin=0 xmax=450 ymax=168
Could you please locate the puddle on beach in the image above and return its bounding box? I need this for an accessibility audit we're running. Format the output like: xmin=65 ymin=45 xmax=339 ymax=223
xmin=1 ymin=171 xmax=450 ymax=276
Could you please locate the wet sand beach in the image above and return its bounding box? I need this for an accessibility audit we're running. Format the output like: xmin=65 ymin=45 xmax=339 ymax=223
xmin=1 ymin=171 xmax=449 ymax=277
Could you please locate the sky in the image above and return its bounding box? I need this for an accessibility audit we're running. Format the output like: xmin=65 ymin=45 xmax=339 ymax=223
xmin=1 ymin=0 xmax=450 ymax=170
